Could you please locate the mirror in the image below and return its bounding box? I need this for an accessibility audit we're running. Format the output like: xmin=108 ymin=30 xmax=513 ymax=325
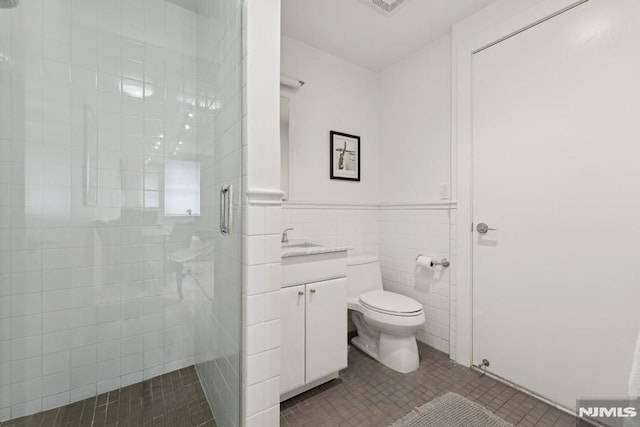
xmin=281 ymin=96 xmax=290 ymax=200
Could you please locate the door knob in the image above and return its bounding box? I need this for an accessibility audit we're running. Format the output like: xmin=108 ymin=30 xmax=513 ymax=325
xmin=476 ymin=223 xmax=497 ymax=234
xmin=298 ymin=291 xmax=304 ymax=296
xmin=310 ymin=289 xmax=316 ymax=294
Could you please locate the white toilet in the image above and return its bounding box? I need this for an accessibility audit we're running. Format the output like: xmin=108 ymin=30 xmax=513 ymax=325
xmin=347 ymin=255 xmax=425 ymax=374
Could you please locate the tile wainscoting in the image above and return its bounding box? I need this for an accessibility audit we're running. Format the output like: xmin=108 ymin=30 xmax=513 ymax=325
xmin=282 ymin=201 xmax=456 ymax=355
xmin=281 ymin=202 xmax=379 ymax=256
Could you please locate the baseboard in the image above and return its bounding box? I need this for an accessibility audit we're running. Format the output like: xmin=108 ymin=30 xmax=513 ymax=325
xmin=416 ymin=330 xmax=450 ymax=355
xmin=280 ymin=372 xmax=340 ymax=402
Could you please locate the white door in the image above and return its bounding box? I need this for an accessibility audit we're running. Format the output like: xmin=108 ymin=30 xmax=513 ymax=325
xmin=472 ymin=0 xmax=640 ymax=410
xmin=305 ymin=278 xmax=348 ymax=384
xmin=280 ymin=285 xmax=306 ymax=395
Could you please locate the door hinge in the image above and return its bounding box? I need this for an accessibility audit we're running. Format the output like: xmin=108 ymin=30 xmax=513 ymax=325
xmin=471 ymin=222 xmax=474 ymax=232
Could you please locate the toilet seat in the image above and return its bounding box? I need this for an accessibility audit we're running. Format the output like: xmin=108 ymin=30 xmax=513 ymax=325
xmin=359 ymin=291 xmax=423 ymax=317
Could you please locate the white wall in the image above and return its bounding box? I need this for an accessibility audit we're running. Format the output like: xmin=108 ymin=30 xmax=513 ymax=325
xmin=242 ymin=1 xmax=283 ymax=426
xmin=378 ymin=35 xmax=452 ymax=203
xmin=378 ymin=207 xmax=453 ymax=353
xmin=280 ymin=33 xmax=456 ymax=354
xmin=374 ymin=35 xmax=454 ymax=354
xmin=282 ymin=206 xmax=378 ymax=256
xmin=280 ymin=36 xmax=382 ymax=258
xmin=281 ymin=36 xmax=381 ymax=204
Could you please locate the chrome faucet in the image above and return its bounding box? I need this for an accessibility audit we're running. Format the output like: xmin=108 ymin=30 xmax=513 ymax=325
xmin=281 ymin=228 xmax=294 ymax=244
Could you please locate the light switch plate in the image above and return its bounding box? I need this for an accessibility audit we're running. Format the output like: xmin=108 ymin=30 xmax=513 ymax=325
xmin=440 ymin=183 xmax=449 ymax=200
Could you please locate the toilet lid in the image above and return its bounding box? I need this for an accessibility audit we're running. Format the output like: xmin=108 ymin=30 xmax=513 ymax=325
xmin=359 ymin=291 xmax=423 ymax=315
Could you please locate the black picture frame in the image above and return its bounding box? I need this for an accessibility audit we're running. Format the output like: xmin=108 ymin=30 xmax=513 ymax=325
xmin=330 ymin=131 xmax=360 ymax=181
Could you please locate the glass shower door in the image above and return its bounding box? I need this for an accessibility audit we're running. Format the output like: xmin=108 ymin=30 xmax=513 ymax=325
xmin=0 ymin=0 xmax=243 ymax=424
xmin=192 ymin=1 xmax=244 ymax=426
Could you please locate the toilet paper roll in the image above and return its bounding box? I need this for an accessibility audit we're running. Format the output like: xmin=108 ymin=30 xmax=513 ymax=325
xmin=416 ymin=255 xmax=433 ymax=268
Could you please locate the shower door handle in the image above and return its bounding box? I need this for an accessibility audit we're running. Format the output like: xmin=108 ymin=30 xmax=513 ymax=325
xmin=226 ymin=184 xmax=233 ymax=235
xmin=220 ymin=184 xmax=233 ymax=235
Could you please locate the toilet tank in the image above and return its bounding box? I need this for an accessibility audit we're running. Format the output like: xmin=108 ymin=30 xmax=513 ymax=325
xmin=346 ymin=255 xmax=383 ymax=299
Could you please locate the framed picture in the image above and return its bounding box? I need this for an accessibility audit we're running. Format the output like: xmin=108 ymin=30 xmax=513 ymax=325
xmin=330 ymin=131 xmax=360 ymax=181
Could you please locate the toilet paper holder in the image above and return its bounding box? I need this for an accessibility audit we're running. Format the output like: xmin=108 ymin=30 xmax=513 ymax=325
xmin=416 ymin=254 xmax=450 ymax=268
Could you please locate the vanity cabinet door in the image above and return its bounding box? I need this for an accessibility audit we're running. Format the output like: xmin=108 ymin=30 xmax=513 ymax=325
xmin=280 ymin=284 xmax=306 ymax=394
xmin=305 ymin=278 xmax=347 ymax=384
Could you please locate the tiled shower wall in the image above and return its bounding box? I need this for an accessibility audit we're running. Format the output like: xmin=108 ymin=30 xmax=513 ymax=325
xmin=0 ymin=0 xmax=217 ymax=421
xmin=282 ymin=203 xmax=454 ymax=355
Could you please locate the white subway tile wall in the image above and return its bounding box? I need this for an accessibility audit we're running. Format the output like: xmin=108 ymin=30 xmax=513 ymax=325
xmin=448 ymin=207 xmax=457 ymax=360
xmin=379 ymin=208 xmax=452 ymax=354
xmin=281 ymin=207 xmax=379 ymax=256
xmin=241 ymin=200 xmax=282 ymax=427
xmin=0 ymin=0 xmax=243 ymax=422
xmin=241 ymin=0 xmax=282 ymax=423
xmin=282 ymin=204 xmax=454 ymax=355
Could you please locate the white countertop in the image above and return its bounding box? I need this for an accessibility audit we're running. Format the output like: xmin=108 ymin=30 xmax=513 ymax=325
xmin=281 ymin=241 xmax=351 ymax=258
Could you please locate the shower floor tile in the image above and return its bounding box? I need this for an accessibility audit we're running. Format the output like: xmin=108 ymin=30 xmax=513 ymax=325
xmin=280 ymin=342 xmax=578 ymax=427
xmin=0 ymin=367 xmax=216 ymax=427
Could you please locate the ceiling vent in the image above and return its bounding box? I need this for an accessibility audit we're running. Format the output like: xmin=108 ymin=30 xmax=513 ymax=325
xmin=364 ymin=0 xmax=407 ymax=15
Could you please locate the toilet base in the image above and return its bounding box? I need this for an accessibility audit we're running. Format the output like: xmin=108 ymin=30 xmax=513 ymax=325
xmin=351 ymin=336 xmax=378 ymax=360
xmin=351 ymin=333 xmax=420 ymax=374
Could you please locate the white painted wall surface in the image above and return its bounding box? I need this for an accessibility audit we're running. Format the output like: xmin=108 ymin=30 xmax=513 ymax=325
xmin=378 ymin=35 xmax=452 ymax=203
xmin=375 ymin=35 xmax=454 ymax=354
xmin=245 ymin=2 xmax=281 ymax=193
xmin=281 ymin=33 xmax=456 ymax=355
xmin=281 ymin=36 xmax=381 ymax=204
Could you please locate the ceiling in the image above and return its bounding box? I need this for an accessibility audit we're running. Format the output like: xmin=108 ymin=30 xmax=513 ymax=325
xmin=281 ymin=0 xmax=496 ymax=71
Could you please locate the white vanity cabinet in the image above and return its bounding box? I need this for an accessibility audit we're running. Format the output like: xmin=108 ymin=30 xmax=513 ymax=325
xmin=305 ymin=278 xmax=347 ymax=383
xmin=280 ymin=284 xmax=306 ymax=395
xmin=280 ymin=249 xmax=348 ymax=401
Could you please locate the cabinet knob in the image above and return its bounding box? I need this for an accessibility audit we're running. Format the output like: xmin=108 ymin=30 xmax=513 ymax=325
xmin=298 ymin=291 xmax=304 ymax=296
xmin=310 ymin=289 xmax=316 ymax=294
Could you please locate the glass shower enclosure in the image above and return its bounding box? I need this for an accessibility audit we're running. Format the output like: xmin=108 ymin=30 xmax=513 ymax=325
xmin=0 ymin=0 xmax=243 ymax=425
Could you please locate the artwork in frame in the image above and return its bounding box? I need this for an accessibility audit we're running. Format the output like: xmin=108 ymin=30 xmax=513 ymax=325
xmin=330 ymin=131 xmax=360 ymax=181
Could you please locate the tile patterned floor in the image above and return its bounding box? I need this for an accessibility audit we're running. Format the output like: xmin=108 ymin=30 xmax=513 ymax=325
xmin=2 ymin=343 xmax=579 ymax=427
xmin=280 ymin=342 xmax=578 ymax=427
xmin=0 ymin=367 xmax=216 ymax=427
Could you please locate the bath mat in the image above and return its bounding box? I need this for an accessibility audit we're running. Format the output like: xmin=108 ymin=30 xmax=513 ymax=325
xmin=390 ymin=392 xmax=513 ymax=427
